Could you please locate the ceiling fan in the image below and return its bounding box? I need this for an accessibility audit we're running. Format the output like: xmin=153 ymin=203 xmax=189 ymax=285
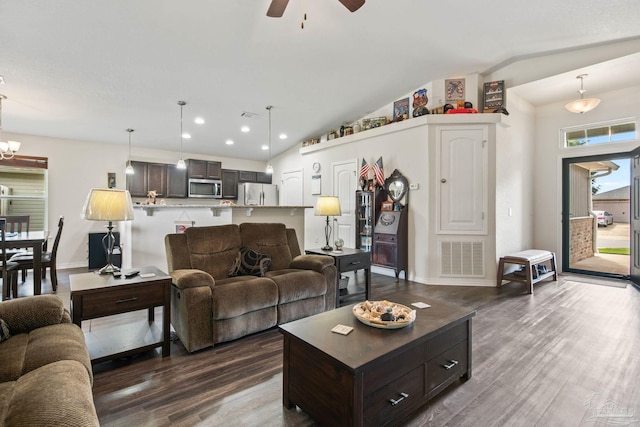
xmin=267 ymin=0 xmax=365 ymax=17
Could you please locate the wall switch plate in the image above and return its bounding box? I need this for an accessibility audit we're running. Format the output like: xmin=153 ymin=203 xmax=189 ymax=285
xmin=409 ymin=183 xmax=419 ymax=190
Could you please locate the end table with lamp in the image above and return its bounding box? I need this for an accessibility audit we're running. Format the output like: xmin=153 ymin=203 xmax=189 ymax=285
xmin=82 ymin=188 xmax=134 ymax=275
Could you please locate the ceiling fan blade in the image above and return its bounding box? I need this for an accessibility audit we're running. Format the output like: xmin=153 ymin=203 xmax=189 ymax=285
xmin=267 ymin=0 xmax=289 ymax=17
xmin=338 ymin=0 xmax=365 ymax=12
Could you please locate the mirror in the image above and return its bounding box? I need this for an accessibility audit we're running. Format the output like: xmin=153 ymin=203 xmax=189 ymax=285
xmin=385 ymin=169 xmax=408 ymax=204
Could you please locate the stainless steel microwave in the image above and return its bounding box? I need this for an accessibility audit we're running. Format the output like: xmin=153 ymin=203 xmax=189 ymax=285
xmin=188 ymin=178 xmax=222 ymax=198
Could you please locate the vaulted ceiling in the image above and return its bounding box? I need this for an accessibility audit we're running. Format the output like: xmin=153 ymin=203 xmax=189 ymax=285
xmin=1 ymin=1 xmax=640 ymax=161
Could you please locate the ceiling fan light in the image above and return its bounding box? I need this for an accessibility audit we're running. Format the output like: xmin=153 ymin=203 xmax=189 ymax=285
xmin=565 ymin=98 xmax=601 ymax=114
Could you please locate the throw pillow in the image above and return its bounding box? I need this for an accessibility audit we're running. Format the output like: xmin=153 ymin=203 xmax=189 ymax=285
xmin=0 ymin=318 xmax=10 ymax=342
xmin=229 ymin=247 xmax=272 ymax=277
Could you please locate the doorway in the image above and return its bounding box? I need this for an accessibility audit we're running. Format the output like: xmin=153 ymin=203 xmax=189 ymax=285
xmin=563 ymin=153 xmax=631 ymax=279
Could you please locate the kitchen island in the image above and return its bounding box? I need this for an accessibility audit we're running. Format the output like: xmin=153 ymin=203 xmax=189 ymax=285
xmin=121 ymin=204 xmax=312 ymax=271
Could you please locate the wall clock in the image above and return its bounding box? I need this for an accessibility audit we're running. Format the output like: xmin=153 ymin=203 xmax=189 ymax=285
xmin=312 ymin=162 xmax=321 ymax=172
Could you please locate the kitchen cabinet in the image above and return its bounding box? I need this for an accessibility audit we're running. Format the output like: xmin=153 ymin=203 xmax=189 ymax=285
xmin=146 ymin=163 xmax=167 ymax=197
xmin=238 ymin=170 xmax=257 ymax=183
xmin=255 ymin=172 xmax=272 ymax=184
xmin=188 ymin=159 xmax=222 ymax=179
xmin=221 ymin=169 xmax=239 ymax=199
xmin=166 ymin=164 xmax=188 ymax=198
xmin=126 ymin=161 xmax=148 ymax=197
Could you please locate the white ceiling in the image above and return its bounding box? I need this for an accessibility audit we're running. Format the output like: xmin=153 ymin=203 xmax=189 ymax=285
xmin=1 ymin=0 xmax=640 ymax=162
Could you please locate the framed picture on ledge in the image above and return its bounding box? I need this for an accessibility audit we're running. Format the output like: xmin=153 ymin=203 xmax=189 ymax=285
xmin=393 ymin=98 xmax=410 ymax=122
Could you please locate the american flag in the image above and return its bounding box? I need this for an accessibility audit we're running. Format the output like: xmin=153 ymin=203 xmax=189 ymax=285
xmin=359 ymin=158 xmax=370 ymax=179
xmin=373 ymin=157 xmax=384 ymax=187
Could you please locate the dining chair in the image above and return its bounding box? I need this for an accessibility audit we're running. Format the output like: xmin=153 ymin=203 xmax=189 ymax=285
xmin=0 ymin=219 xmax=20 ymax=300
xmin=1 ymin=215 xmax=30 ymax=233
xmin=11 ymin=217 xmax=63 ymax=292
xmin=0 ymin=215 xmax=31 ymax=259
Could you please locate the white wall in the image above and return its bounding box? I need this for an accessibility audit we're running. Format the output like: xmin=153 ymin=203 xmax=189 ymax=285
xmin=533 ymin=84 xmax=640 ymax=269
xmin=5 ymin=131 xmax=268 ymax=270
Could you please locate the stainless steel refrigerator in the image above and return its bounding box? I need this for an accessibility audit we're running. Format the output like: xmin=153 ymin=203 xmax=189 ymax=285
xmin=237 ymin=183 xmax=278 ymax=206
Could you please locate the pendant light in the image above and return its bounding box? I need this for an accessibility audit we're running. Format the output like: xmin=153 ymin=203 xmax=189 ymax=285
xmin=266 ymin=105 xmax=273 ymax=174
xmin=176 ymin=101 xmax=187 ymax=169
xmin=125 ymin=128 xmax=135 ymax=175
xmin=0 ymin=94 xmax=21 ymax=160
xmin=565 ymin=74 xmax=600 ymax=114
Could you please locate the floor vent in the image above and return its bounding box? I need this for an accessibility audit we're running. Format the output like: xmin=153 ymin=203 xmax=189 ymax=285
xmin=440 ymin=241 xmax=484 ymax=277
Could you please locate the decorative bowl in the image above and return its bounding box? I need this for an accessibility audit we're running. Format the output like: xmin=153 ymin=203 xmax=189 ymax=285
xmin=352 ymin=300 xmax=416 ymax=329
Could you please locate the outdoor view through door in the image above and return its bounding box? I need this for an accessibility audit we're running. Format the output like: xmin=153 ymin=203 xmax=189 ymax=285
xmin=565 ymin=155 xmax=630 ymax=278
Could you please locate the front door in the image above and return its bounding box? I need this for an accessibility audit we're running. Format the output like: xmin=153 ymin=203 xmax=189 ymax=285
xmin=630 ymin=146 xmax=640 ymax=286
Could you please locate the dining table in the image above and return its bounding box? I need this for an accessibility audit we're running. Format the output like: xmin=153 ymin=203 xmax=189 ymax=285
xmin=3 ymin=230 xmax=48 ymax=299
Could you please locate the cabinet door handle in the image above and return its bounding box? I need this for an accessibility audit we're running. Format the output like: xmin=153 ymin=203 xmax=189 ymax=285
xmin=116 ymin=297 xmax=139 ymax=304
xmin=443 ymin=359 xmax=459 ymax=370
xmin=389 ymin=392 xmax=409 ymax=406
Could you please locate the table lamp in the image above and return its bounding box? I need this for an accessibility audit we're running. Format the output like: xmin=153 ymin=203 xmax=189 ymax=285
xmin=82 ymin=188 xmax=134 ymax=274
xmin=315 ymin=196 xmax=342 ymax=251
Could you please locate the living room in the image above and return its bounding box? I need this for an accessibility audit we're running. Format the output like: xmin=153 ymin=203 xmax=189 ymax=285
xmin=1 ymin=1 xmax=640 ymax=426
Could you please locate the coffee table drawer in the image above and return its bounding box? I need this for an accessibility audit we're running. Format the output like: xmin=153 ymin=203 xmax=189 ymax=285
xmin=426 ymin=321 xmax=468 ymax=359
xmin=426 ymin=340 xmax=468 ymax=396
xmin=364 ymin=342 xmax=425 ymax=392
xmin=364 ymin=364 xmax=425 ymax=426
xmin=80 ymin=285 xmax=165 ymax=319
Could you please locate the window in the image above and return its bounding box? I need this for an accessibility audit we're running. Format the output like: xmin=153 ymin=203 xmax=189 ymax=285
xmin=0 ymin=156 xmax=48 ymax=232
xmin=564 ymin=120 xmax=636 ymax=147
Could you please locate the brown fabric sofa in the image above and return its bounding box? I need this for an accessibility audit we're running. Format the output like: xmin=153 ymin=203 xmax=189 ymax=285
xmin=0 ymin=295 xmax=99 ymax=426
xmin=165 ymin=223 xmax=337 ymax=352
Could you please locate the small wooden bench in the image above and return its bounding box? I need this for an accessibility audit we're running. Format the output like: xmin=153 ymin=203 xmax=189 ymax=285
xmin=497 ymin=250 xmax=557 ymax=294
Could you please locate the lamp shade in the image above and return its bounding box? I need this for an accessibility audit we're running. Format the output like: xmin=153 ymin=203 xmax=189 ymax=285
xmin=565 ymin=98 xmax=601 ymax=114
xmin=82 ymin=188 xmax=134 ymax=221
xmin=315 ymin=196 xmax=342 ymax=216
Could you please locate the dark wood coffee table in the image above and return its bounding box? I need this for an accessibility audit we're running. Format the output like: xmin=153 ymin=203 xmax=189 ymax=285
xmin=279 ymin=295 xmax=475 ymax=426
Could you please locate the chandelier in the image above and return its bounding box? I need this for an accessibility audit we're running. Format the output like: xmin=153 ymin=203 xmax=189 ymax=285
xmin=0 ymin=94 xmax=21 ymax=159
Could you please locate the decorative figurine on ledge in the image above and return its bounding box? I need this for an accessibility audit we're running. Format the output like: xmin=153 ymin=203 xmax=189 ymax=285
xmin=412 ymin=89 xmax=430 ymax=117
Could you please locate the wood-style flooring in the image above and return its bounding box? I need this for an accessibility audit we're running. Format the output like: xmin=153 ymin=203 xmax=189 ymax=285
xmin=14 ymin=268 xmax=640 ymax=426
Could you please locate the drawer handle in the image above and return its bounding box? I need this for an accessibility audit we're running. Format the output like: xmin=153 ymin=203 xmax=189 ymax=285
xmin=116 ymin=297 xmax=139 ymax=304
xmin=350 ymin=261 xmax=361 ymax=265
xmin=389 ymin=392 xmax=409 ymax=406
xmin=443 ymin=359 xmax=459 ymax=370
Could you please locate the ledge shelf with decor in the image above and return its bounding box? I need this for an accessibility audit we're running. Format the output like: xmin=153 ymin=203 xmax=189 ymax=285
xmin=299 ymin=113 xmax=507 ymax=156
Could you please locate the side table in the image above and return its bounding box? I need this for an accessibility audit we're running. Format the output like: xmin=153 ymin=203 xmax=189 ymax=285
xmin=70 ymin=266 xmax=171 ymax=364
xmin=305 ymin=248 xmax=371 ymax=306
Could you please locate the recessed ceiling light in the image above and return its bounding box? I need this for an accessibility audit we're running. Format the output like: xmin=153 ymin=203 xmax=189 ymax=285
xmin=279 ymin=133 xmax=287 ymax=139
xmin=226 ymin=139 xmax=234 ymax=145
xmin=261 ymin=145 xmax=269 ymax=150
xmin=194 ymin=117 xmax=205 ymax=124
xmin=182 ymin=133 xmax=191 ymax=139
xmin=241 ymin=126 xmax=250 ymax=133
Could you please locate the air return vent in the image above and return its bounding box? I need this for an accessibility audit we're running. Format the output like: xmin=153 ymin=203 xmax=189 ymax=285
xmin=440 ymin=240 xmax=484 ymax=277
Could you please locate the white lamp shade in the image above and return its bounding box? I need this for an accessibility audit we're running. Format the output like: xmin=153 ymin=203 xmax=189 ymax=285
xmin=315 ymin=196 xmax=342 ymax=216
xmin=565 ymin=97 xmax=601 ymax=114
xmin=0 ymin=140 xmax=20 ymax=152
xmin=82 ymin=188 xmax=134 ymax=221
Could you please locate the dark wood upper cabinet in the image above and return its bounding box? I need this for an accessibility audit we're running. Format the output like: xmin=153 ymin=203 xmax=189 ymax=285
xmin=147 ymin=163 xmax=167 ymax=197
xmin=166 ymin=164 xmax=188 ymax=198
xmin=126 ymin=161 xmax=148 ymax=197
xmin=238 ymin=170 xmax=257 ymax=183
xmin=221 ymin=169 xmax=239 ymax=199
xmin=188 ymin=159 xmax=222 ymax=179
xmin=256 ymin=172 xmax=272 ymax=184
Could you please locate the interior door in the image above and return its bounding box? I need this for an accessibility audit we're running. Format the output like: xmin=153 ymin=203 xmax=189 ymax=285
xmin=332 ymin=159 xmax=357 ymax=248
xmin=630 ymin=147 xmax=640 ymax=285
xmin=280 ymin=169 xmax=303 ymax=206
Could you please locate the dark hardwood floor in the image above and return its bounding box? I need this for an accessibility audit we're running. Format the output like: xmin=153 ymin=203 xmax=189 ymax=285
xmin=16 ymin=268 xmax=640 ymax=426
